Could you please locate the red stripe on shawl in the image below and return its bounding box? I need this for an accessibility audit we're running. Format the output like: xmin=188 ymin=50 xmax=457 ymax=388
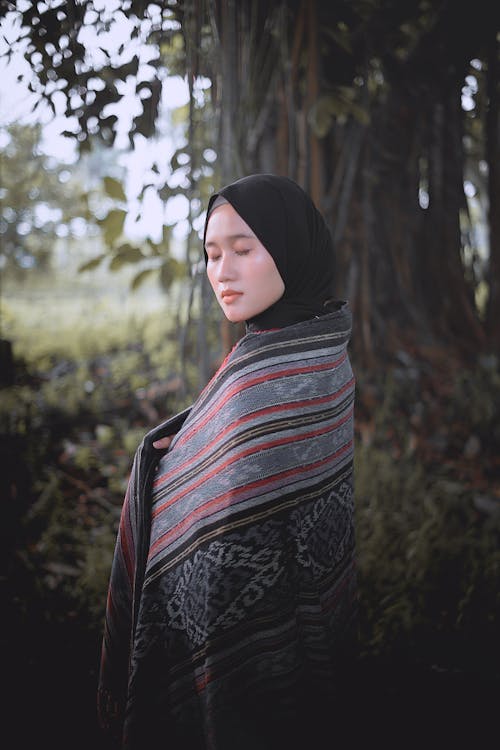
xmin=152 ymin=406 xmax=353 ymax=521
xmin=149 ymin=436 xmax=353 ymax=559
xmin=195 ymin=669 xmax=212 ymax=692
xmin=104 ymin=588 xmax=120 ymax=641
xmin=175 ymin=352 xmax=347 ymax=450
xmin=153 ymin=370 xmax=353 ymax=493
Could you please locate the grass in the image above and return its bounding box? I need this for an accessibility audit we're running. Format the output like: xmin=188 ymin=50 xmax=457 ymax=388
xmin=2 ymin=271 xmax=177 ymax=366
xmin=2 ymin=273 xmax=500 ymax=745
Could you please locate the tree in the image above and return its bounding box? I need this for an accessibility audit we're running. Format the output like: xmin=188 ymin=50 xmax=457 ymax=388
xmin=200 ymin=0 xmax=500 ymax=361
xmin=0 ymin=122 xmax=92 ymax=278
xmin=1 ymin=0 xmax=499 ymax=362
xmin=0 ymin=121 xmax=93 ymax=383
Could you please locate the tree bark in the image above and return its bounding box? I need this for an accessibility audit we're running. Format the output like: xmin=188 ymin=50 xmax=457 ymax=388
xmin=485 ymin=29 xmax=500 ymax=354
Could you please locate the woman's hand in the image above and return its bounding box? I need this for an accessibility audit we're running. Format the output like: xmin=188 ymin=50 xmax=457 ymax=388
xmin=153 ymin=435 xmax=174 ymax=450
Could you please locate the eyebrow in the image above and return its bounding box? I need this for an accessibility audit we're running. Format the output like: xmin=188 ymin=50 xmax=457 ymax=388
xmin=205 ymin=233 xmax=255 ymax=247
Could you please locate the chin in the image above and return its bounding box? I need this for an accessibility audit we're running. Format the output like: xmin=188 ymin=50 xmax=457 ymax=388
xmin=224 ymin=312 xmax=246 ymax=324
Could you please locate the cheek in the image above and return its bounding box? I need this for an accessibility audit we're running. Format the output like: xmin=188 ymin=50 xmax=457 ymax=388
xmin=260 ymin=260 xmax=284 ymax=295
xmin=274 ymin=274 xmax=285 ymax=296
xmin=252 ymin=257 xmax=276 ymax=280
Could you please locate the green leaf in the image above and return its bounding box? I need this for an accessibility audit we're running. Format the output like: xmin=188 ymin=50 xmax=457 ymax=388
xmin=78 ymin=254 xmax=106 ymax=272
xmin=308 ymin=95 xmax=337 ymax=138
xmin=170 ymin=146 xmax=190 ymax=171
xmin=171 ymin=103 xmax=189 ymax=127
xmin=137 ymin=183 xmax=154 ymax=200
xmin=324 ymin=26 xmax=353 ymax=54
xmin=161 ymin=225 xmax=171 ymax=247
xmin=131 ymin=268 xmax=157 ymax=290
xmin=109 ymin=244 xmax=145 ymax=270
xmin=103 ymin=176 xmax=127 ymax=202
xmin=98 ymin=209 xmax=127 ymax=246
xmin=159 ymin=257 xmax=186 ymax=290
xmin=113 ymin=55 xmax=139 ymax=80
xmin=158 ymin=183 xmax=185 ymax=201
xmin=309 ymin=90 xmax=369 ymax=137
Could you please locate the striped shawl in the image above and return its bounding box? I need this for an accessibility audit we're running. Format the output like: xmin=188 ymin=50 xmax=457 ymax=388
xmin=98 ymin=303 xmax=357 ymax=749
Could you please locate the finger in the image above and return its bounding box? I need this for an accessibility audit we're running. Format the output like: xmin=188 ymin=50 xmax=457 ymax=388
xmin=153 ymin=436 xmax=173 ymax=450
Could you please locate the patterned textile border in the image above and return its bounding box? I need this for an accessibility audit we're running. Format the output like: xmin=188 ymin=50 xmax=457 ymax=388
xmin=98 ymin=303 xmax=357 ymax=749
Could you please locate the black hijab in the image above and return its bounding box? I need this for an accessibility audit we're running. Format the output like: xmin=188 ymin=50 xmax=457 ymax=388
xmin=203 ymin=173 xmax=335 ymax=331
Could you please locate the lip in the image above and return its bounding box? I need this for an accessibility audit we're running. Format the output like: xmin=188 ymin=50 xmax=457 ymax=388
xmin=221 ymin=290 xmax=243 ymax=303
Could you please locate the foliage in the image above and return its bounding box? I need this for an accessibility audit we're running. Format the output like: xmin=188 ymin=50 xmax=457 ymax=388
xmin=2 ymin=4 xmax=499 ymax=740
xmin=2 ymin=1 xmax=499 ymax=358
xmin=4 ymin=301 xmax=185 ymax=638
xmin=0 ymin=123 xmax=93 ymax=277
xmin=0 ymin=6 xmax=216 ymax=328
xmin=355 ymin=447 xmax=500 ymax=672
xmin=1 ymin=289 xmax=498 ymax=748
xmin=3 ymin=294 xmax=500 ymax=675
xmin=353 ymin=347 xmax=500 ymax=673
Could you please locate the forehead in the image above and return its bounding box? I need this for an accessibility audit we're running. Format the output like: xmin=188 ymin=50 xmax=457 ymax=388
xmin=205 ymin=203 xmax=255 ymax=242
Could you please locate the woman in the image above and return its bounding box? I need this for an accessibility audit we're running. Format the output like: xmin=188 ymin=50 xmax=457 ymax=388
xmin=97 ymin=174 xmax=357 ymax=749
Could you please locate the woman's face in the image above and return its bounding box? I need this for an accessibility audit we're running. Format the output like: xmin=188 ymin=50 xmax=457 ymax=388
xmin=205 ymin=202 xmax=285 ymax=323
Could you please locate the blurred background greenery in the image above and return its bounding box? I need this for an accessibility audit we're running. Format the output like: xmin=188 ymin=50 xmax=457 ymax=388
xmin=1 ymin=1 xmax=500 ymax=747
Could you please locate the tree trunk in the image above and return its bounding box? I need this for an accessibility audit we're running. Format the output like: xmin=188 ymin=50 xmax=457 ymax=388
xmin=305 ymin=0 xmax=322 ymax=204
xmin=206 ymin=0 xmax=496 ymax=364
xmin=0 ymin=338 xmax=14 ymax=387
xmin=485 ymin=29 xmax=500 ymax=354
xmin=214 ymin=0 xmax=243 ymax=355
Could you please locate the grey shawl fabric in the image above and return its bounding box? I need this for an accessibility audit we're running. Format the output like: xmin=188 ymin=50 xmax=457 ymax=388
xmin=98 ymin=304 xmax=357 ymax=749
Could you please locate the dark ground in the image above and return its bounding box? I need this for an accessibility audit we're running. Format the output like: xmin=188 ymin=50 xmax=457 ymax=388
xmin=5 ymin=614 xmax=499 ymax=750
xmin=3 ymin=345 xmax=499 ymax=748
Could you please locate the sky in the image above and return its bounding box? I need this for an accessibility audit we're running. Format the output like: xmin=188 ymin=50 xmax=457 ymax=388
xmin=0 ymin=4 xmax=197 ymax=243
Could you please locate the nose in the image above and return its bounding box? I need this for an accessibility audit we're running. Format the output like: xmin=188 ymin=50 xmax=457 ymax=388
xmin=217 ymin=251 xmax=235 ymax=281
